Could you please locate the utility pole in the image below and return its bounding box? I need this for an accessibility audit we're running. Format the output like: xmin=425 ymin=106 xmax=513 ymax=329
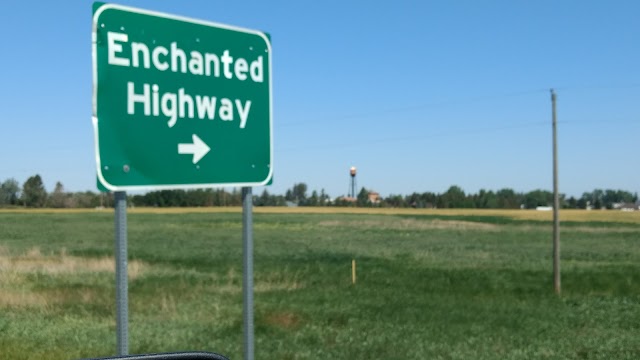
xmin=551 ymin=89 xmax=561 ymax=295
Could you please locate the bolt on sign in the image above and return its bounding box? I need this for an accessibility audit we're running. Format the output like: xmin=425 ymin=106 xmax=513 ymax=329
xmin=92 ymin=3 xmax=273 ymax=191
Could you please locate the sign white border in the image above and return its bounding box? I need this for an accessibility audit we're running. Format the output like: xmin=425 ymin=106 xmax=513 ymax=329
xmin=92 ymin=3 xmax=273 ymax=191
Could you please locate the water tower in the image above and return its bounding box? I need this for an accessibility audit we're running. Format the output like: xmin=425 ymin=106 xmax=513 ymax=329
xmin=349 ymin=166 xmax=357 ymax=198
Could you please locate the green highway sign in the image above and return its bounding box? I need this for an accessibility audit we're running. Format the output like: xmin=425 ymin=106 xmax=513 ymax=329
xmin=92 ymin=3 xmax=273 ymax=191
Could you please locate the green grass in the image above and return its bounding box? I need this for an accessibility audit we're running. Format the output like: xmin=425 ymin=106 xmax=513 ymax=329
xmin=1 ymin=211 xmax=639 ymax=359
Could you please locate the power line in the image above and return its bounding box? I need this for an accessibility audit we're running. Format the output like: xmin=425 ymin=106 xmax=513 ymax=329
xmin=279 ymin=120 xmax=548 ymax=152
xmin=553 ymin=83 xmax=640 ymax=92
xmin=278 ymin=88 xmax=550 ymax=127
xmin=278 ymin=83 xmax=640 ymax=128
xmin=560 ymin=117 xmax=639 ymax=125
xmin=279 ymin=116 xmax=638 ymax=152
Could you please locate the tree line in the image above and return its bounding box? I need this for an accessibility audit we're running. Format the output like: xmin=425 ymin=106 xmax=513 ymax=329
xmin=0 ymin=175 xmax=114 ymax=208
xmin=1 ymin=175 xmax=637 ymax=209
xmin=384 ymin=186 xmax=637 ymax=210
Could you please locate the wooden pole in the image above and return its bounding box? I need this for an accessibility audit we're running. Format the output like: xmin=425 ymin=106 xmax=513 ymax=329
xmin=551 ymin=89 xmax=561 ymax=295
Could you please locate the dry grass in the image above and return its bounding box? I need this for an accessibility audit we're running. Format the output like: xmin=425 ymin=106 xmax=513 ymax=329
xmin=0 ymin=247 xmax=146 ymax=278
xmin=0 ymin=244 xmax=301 ymax=310
xmin=264 ymin=311 xmax=303 ymax=330
xmin=206 ymin=281 xmax=303 ymax=295
xmin=273 ymin=207 xmax=640 ymax=224
xmin=0 ymin=207 xmax=241 ymax=214
xmin=0 ymin=289 xmax=51 ymax=308
xmin=0 ymin=247 xmax=147 ymax=309
xmin=2 ymin=207 xmax=638 ymax=223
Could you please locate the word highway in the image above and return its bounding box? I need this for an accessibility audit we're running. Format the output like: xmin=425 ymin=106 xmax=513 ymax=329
xmin=107 ymin=31 xmax=264 ymax=129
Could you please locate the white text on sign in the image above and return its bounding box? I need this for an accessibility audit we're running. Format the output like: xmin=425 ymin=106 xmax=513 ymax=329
xmin=107 ymin=31 xmax=262 ymax=129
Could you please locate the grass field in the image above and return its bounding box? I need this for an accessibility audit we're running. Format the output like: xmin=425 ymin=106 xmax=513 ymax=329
xmin=0 ymin=208 xmax=639 ymax=359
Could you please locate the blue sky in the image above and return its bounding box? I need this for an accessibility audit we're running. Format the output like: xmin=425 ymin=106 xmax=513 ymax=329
xmin=1 ymin=1 xmax=638 ymax=198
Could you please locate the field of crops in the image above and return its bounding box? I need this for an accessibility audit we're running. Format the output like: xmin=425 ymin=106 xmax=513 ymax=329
xmin=1 ymin=208 xmax=639 ymax=359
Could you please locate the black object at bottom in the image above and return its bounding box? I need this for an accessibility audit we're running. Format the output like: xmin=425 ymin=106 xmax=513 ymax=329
xmin=81 ymin=351 xmax=230 ymax=360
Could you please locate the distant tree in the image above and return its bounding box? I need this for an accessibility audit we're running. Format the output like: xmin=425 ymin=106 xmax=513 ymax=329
xmin=271 ymin=194 xmax=287 ymax=206
xmin=22 ymin=175 xmax=47 ymax=207
xmin=475 ymin=189 xmax=498 ymax=209
xmin=580 ymin=189 xmax=605 ymax=209
xmin=258 ymin=189 xmax=268 ymax=206
xmin=185 ymin=189 xmax=212 ymax=207
xmin=131 ymin=194 xmax=145 ymax=207
xmin=594 ymin=198 xmax=603 ymax=210
xmin=496 ymin=188 xmax=521 ymax=209
xmin=229 ymin=188 xmax=242 ymax=206
xmin=285 ymin=189 xmax=294 ymax=202
xmin=438 ymin=185 xmax=467 ymax=208
xmin=523 ymin=189 xmax=553 ymax=209
xmin=212 ymin=189 xmax=227 ymax=206
xmin=405 ymin=192 xmax=430 ymax=208
xmin=333 ymin=196 xmax=356 ymax=207
xmin=48 ymin=181 xmax=68 ymax=208
xmin=384 ymin=194 xmax=406 ymax=208
xmin=284 ymin=183 xmax=308 ymax=205
xmin=256 ymin=189 xmax=272 ymax=206
xmin=319 ymin=189 xmax=329 ymax=206
xmin=406 ymin=192 xmax=422 ymax=208
xmin=357 ymin=187 xmax=369 ymax=206
xmin=576 ymin=196 xmax=588 ymax=209
xmin=580 ymin=192 xmax=591 ymax=208
xmin=592 ymin=189 xmax=604 ymax=209
xmin=308 ymin=190 xmax=319 ymax=206
xmin=0 ymin=178 xmax=20 ymax=206
xmin=425 ymin=192 xmax=438 ymax=207
xmin=565 ymin=196 xmax=578 ymax=209
xmin=70 ymin=191 xmax=102 ymax=208
xmin=292 ymin=183 xmax=308 ymax=204
xmin=602 ymin=189 xmax=635 ymax=209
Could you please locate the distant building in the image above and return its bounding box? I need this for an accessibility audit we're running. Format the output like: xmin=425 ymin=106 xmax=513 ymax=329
xmin=367 ymin=191 xmax=381 ymax=204
xmin=618 ymin=203 xmax=638 ymax=211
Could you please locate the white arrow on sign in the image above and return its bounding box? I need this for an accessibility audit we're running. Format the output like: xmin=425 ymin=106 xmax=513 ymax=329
xmin=178 ymin=134 xmax=211 ymax=164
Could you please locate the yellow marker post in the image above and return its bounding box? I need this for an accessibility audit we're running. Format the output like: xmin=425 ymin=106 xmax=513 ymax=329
xmin=352 ymin=259 xmax=356 ymax=284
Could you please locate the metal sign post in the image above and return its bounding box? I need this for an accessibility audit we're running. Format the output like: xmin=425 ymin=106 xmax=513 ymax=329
xmin=241 ymin=187 xmax=254 ymax=360
xmin=114 ymin=191 xmax=129 ymax=355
